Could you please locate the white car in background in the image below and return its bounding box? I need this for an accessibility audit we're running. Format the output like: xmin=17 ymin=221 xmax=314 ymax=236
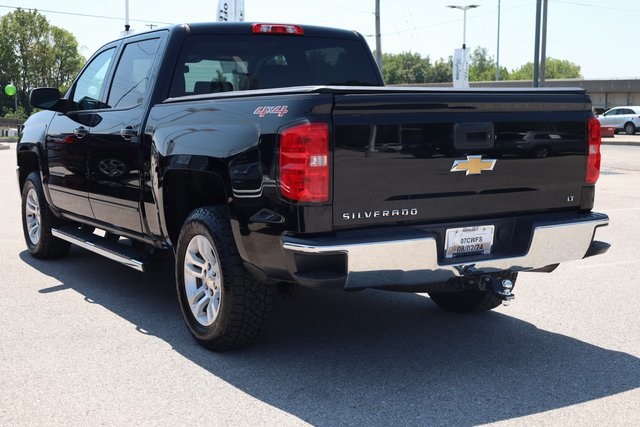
xmin=597 ymin=106 xmax=640 ymax=135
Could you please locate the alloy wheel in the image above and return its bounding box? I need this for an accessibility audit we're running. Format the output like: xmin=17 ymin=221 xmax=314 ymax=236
xmin=25 ymin=188 xmax=41 ymax=245
xmin=183 ymin=235 xmax=223 ymax=326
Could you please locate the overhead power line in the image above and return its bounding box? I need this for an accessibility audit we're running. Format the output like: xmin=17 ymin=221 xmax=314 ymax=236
xmin=0 ymin=4 xmax=173 ymax=25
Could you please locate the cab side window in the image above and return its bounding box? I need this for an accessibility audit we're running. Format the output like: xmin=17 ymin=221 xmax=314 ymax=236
xmin=72 ymin=48 xmax=116 ymax=110
xmin=108 ymin=38 xmax=160 ymax=109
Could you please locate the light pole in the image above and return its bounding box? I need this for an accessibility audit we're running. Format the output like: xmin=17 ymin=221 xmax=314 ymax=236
xmin=122 ymin=0 xmax=131 ymax=34
xmin=447 ymin=4 xmax=480 ymax=49
xmin=375 ymin=0 xmax=382 ymax=71
xmin=496 ymin=0 xmax=501 ymax=80
xmin=448 ymin=4 xmax=479 ymax=88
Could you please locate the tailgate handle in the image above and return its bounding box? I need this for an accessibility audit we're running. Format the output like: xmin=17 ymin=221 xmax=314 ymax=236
xmin=454 ymin=123 xmax=495 ymax=150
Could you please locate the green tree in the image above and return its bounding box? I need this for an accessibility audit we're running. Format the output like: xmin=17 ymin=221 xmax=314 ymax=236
xmin=382 ymin=52 xmax=431 ymax=84
xmin=469 ymin=47 xmax=494 ymax=81
xmin=510 ymin=57 xmax=582 ymax=80
xmin=430 ymin=57 xmax=453 ymax=83
xmin=0 ymin=9 xmax=84 ymax=115
xmin=468 ymin=47 xmax=509 ymax=81
xmin=47 ymin=26 xmax=84 ymax=92
xmin=2 ymin=105 xmax=27 ymax=120
xmin=373 ymin=48 xmax=583 ymax=84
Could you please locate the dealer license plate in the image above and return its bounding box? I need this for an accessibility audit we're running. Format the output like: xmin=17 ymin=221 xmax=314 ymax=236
xmin=445 ymin=225 xmax=495 ymax=258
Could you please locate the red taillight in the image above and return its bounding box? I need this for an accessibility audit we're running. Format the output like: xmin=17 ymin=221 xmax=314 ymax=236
xmin=251 ymin=23 xmax=304 ymax=35
xmin=586 ymin=117 xmax=601 ymax=184
xmin=279 ymin=122 xmax=329 ymax=203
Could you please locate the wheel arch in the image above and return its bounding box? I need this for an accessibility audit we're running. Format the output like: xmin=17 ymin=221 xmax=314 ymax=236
xmin=16 ymin=110 xmax=55 ymax=191
xmin=17 ymin=148 xmax=41 ymax=191
xmin=161 ymin=167 xmax=230 ymax=246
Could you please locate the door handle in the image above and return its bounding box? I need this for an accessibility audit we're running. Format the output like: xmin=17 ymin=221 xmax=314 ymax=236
xmin=120 ymin=127 xmax=137 ymax=141
xmin=73 ymin=127 xmax=88 ymax=139
xmin=453 ymin=123 xmax=495 ymax=150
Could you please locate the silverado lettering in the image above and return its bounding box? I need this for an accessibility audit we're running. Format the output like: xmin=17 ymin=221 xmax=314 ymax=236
xmin=17 ymin=22 xmax=610 ymax=352
xmin=342 ymin=208 xmax=419 ymax=220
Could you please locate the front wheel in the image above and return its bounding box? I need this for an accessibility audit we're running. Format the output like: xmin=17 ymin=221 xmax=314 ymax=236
xmin=624 ymin=122 xmax=636 ymax=135
xmin=21 ymin=171 xmax=71 ymax=259
xmin=175 ymin=206 xmax=273 ymax=351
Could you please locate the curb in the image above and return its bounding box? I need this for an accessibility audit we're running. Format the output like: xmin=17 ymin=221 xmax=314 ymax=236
xmin=601 ymin=139 xmax=640 ymax=146
xmin=0 ymin=143 xmax=10 ymax=150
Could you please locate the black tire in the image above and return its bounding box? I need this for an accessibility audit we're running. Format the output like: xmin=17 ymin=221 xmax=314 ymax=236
xmin=175 ymin=206 xmax=273 ymax=351
xmin=428 ymin=274 xmax=517 ymax=313
xmin=21 ymin=171 xmax=71 ymax=259
xmin=624 ymin=122 xmax=636 ymax=135
xmin=533 ymin=145 xmax=550 ymax=158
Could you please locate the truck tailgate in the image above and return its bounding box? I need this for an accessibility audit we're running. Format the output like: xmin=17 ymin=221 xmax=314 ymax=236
xmin=332 ymin=90 xmax=591 ymax=228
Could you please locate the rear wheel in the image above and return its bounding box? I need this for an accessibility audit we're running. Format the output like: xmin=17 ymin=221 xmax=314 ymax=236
xmin=175 ymin=206 xmax=273 ymax=351
xmin=21 ymin=171 xmax=71 ymax=259
xmin=624 ymin=122 xmax=636 ymax=135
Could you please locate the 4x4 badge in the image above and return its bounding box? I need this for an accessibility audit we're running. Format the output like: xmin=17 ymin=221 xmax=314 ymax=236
xmin=450 ymin=155 xmax=497 ymax=175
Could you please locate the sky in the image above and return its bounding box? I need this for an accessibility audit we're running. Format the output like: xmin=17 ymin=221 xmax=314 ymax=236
xmin=1 ymin=0 xmax=639 ymax=80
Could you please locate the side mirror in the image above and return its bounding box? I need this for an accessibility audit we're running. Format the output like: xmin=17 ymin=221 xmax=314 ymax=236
xmin=29 ymin=87 xmax=75 ymax=113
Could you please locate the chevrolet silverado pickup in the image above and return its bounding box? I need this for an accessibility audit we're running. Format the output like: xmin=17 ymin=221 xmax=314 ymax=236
xmin=17 ymin=22 xmax=610 ymax=351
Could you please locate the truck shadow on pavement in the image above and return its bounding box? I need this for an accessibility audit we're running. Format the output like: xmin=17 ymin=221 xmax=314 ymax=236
xmin=22 ymin=248 xmax=640 ymax=426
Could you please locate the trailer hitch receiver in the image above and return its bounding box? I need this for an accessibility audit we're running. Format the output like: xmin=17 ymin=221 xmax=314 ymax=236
xmin=483 ymin=277 xmax=515 ymax=306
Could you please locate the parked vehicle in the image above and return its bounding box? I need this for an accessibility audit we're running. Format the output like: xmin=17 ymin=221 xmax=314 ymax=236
xmin=17 ymin=22 xmax=609 ymax=351
xmin=495 ymin=131 xmax=584 ymax=158
xmin=597 ymin=106 xmax=640 ymax=135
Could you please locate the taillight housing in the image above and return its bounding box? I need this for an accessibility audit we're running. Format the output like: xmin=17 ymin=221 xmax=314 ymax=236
xmin=586 ymin=117 xmax=601 ymax=184
xmin=279 ymin=122 xmax=329 ymax=203
xmin=251 ymin=23 xmax=304 ymax=35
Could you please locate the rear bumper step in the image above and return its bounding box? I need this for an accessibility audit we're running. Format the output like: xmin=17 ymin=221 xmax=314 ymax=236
xmin=282 ymin=213 xmax=609 ymax=290
xmin=583 ymin=240 xmax=611 ymax=258
xmin=52 ymin=227 xmax=147 ymax=272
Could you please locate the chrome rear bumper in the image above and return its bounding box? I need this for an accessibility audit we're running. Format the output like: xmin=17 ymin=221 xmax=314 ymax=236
xmin=282 ymin=213 xmax=609 ymax=290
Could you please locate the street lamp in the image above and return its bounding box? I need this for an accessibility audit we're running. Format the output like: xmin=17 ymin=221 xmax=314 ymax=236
xmin=447 ymin=4 xmax=480 ymax=49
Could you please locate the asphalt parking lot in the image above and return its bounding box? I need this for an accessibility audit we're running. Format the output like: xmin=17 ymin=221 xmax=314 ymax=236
xmin=1 ymin=143 xmax=638 ymax=425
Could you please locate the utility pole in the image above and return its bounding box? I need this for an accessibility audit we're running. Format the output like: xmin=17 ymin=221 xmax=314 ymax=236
xmin=495 ymin=0 xmax=501 ymax=81
xmin=540 ymin=0 xmax=548 ymax=86
xmin=532 ymin=0 xmax=549 ymax=87
xmin=533 ymin=0 xmax=541 ymax=87
xmin=375 ymin=0 xmax=382 ymax=71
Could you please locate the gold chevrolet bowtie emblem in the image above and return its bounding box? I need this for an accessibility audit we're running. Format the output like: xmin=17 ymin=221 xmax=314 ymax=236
xmin=450 ymin=155 xmax=497 ymax=175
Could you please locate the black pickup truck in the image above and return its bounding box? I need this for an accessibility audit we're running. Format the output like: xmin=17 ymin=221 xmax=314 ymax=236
xmin=17 ymin=22 xmax=610 ymax=351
